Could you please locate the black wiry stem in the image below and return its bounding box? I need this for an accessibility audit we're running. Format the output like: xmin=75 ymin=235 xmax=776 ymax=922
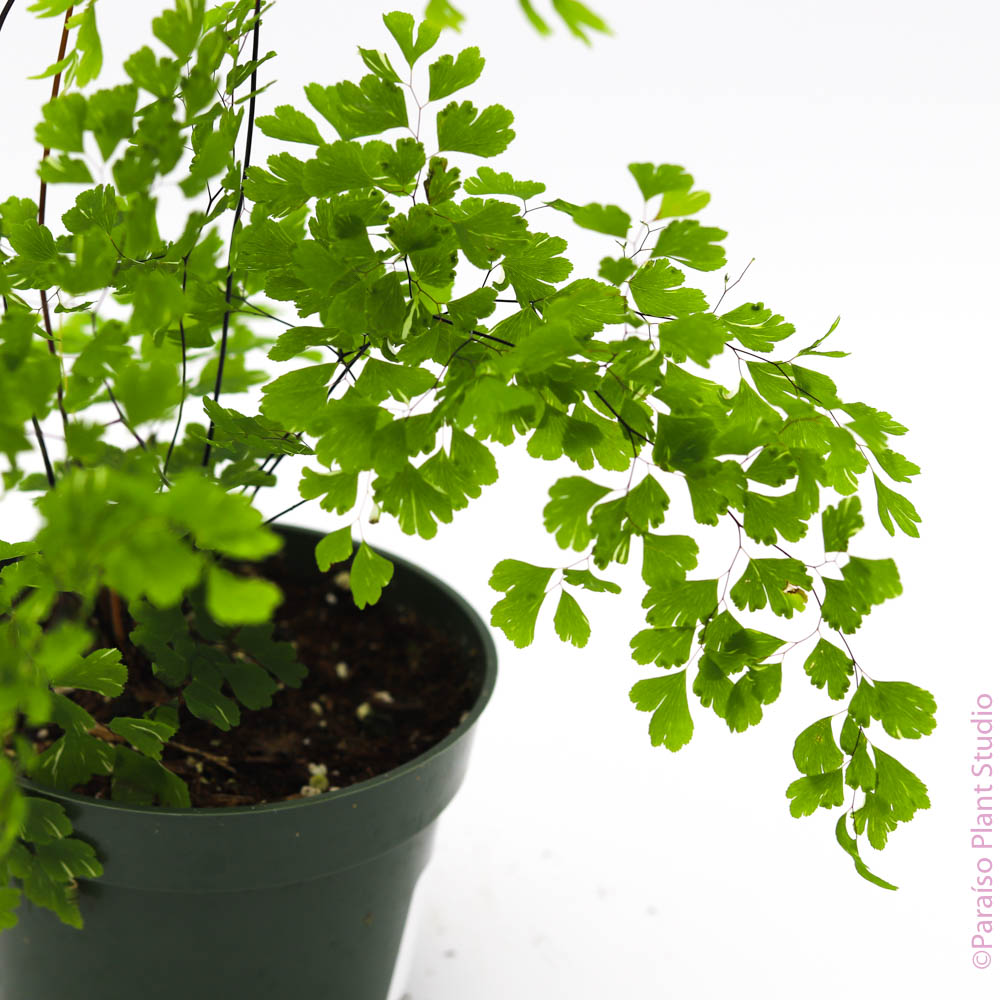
xmin=36 ymin=7 xmax=74 ymax=439
xmin=0 ymin=0 xmax=17 ymax=37
xmin=163 ymin=259 xmax=190 ymax=480
xmin=202 ymin=0 xmax=262 ymax=468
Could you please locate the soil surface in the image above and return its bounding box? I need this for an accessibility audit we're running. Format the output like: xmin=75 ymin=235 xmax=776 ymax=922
xmin=20 ymin=549 xmax=482 ymax=807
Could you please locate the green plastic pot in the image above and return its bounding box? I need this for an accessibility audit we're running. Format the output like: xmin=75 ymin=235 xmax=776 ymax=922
xmin=1 ymin=526 xmax=497 ymax=1000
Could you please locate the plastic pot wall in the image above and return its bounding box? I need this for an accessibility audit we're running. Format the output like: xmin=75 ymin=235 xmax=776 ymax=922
xmin=0 ymin=526 xmax=497 ymax=1000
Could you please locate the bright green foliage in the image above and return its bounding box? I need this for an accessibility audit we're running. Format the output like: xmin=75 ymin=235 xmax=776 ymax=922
xmin=0 ymin=0 xmax=930 ymax=925
xmin=548 ymin=198 xmax=631 ymax=238
xmin=257 ymin=105 xmax=325 ymax=145
xmin=630 ymin=627 xmax=694 ymax=668
xmin=464 ymin=166 xmax=546 ymax=200
xmin=786 ymin=771 xmax=844 ymax=818
xmin=792 ymin=717 xmax=844 ymax=775
xmin=803 ymin=638 xmax=853 ymax=699
xmin=852 ymin=748 xmax=930 ymax=850
xmin=834 ymin=813 xmax=897 ymax=890
xmin=428 ymin=47 xmax=485 ymax=100
xmin=628 ymin=163 xmax=708 ymax=217
xmin=348 ymin=542 xmax=395 ymax=609
xmin=543 ymin=476 xmax=612 ymax=550
xmin=629 ymin=671 xmax=694 ymax=751
xmin=305 ymin=77 xmax=409 ymax=140
xmin=822 ymin=495 xmax=863 ymax=552
xmin=873 ymin=474 xmax=921 ymax=537
xmin=820 ymin=557 xmax=902 ymax=634
xmin=553 ymin=589 xmax=589 ymax=646
xmin=437 ymin=100 xmax=516 ymax=157
xmin=642 ymin=579 xmax=718 ymax=628
xmin=731 ymin=558 xmax=812 ymax=618
xmin=488 ymin=559 xmax=554 ymax=648
xmin=652 ymin=220 xmax=727 ymax=271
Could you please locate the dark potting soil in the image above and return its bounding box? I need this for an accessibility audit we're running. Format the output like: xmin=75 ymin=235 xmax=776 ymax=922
xmin=23 ymin=550 xmax=481 ymax=807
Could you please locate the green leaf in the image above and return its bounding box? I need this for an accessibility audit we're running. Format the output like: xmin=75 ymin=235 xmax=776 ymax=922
xmin=651 ymin=220 xmax=727 ymax=271
xmin=835 ymin=813 xmax=897 ymax=891
xmin=259 ymin=363 xmax=336 ymax=431
xmin=844 ymin=731 xmax=877 ymax=792
xmin=488 ymin=559 xmax=554 ymax=648
xmin=428 ymin=47 xmax=485 ymax=100
xmin=628 ymin=162 xmax=697 ymax=202
xmin=658 ymin=313 xmax=730 ymax=367
xmin=108 ymin=716 xmax=176 ymax=760
xmin=501 ymin=232 xmax=572 ymax=302
xmin=629 ymin=259 xmax=707 ymax=316
xmin=50 ymin=648 xmax=126 ymax=697
xmin=730 ymin=558 xmax=812 ymax=619
xmin=562 ymin=568 xmax=621 ymax=594
xmin=822 ymin=496 xmax=863 ymax=553
xmin=35 ymin=93 xmax=87 ymax=152
xmin=219 ymin=653 xmax=278 ymax=712
xmin=349 ymin=542 xmax=394 ymax=609
xmin=305 ymin=76 xmax=408 ymax=140
xmin=692 ymin=653 xmax=735 ymax=719
xmin=543 ymin=476 xmax=612 ymax=551
xmin=598 ymin=256 xmax=636 ymax=285
xmin=548 ymin=198 xmax=631 ymax=238
xmin=517 ymin=0 xmax=552 ymax=33
xmin=624 ymin=474 xmax=669 ymax=533
xmin=641 ymin=534 xmax=698 ymax=588
xmin=464 ymin=166 xmax=545 ymax=200
xmin=257 ymin=105 xmax=325 ymax=145
xmin=720 ymin=302 xmax=795 ymax=353
xmin=205 ymin=566 xmax=282 ymax=626
xmin=165 ymin=474 xmax=282 ymax=560
xmin=437 ymin=100 xmax=515 ymax=157
xmin=630 ymin=671 xmax=694 ymax=751
xmin=19 ymin=797 xmax=72 ymax=844
xmin=630 ymin=627 xmax=694 ymax=668
xmin=423 ymin=0 xmax=464 ymax=31
xmin=37 ymin=155 xmax=93 ymax=184
xmin=642 ymin=579 xmax=718 ymax=628
xmin=353 ymin=357 xmax=437 ymax=403
xmin=123 ymin=45 xmax=179 ymax=98
xmin=553 ymin=589 xmax=590 ymax=647
xmin=551 ymin=0 xmax=610 ymax=42
xmin=820 ymin=557 xmax=902 ymax=634
xmin=446 ymin=287 xmax=498 ymax=329
xmin=383 ymin=10 xmax=441 ymax=67
xmin=803 ymin=638 xmax=853 ymax=700
xmin=786 ymin=771 xmax=844 ymax=818
xmin=374 ymin=462 xmax=455 ymax=538
xmin=0 ymin=887 xmax=19 ymax=930
xmin=793 ymin=717 xmax=844 ymax=775
xmin=315 ymin=526 xmax=354 ymax=571
xmin=871 ymin=448 xmax=919 ymax=484
xmin=742 ymin=491 xmax=810 ymax=545
xmin=850 ymin=679 xmax=936 ymax=740
xmin=724 ymin=673 xmax=764 ymax=732
xmin=873 ymin=474 xmax=920 ymax=538
xmin=843 ymin=401 xmax=907 ymax=449
xmin=110 ymin=745 xmax=190 ymax=807
xmin=853 ymin=747 xmax=930 ymax=850
xmin=30 ymin=730 xmax=115 ymax=791
xmin=34 ymin=836 xmax=103 ymax=881
xmin=152 ymin=0 xmax=205 ymax=60
xmin=358 ymin=47 xmax=403 ymax=83
xmin=423 ymin=155 xmax=462 ymax=204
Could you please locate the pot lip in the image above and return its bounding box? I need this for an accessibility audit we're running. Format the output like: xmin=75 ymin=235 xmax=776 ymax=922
xmin=17 ymin=525 xmax=498 ymax=819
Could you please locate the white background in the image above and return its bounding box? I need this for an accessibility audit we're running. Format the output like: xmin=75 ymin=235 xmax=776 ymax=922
xmin=2 ymin=1 xmax=998 ymax=997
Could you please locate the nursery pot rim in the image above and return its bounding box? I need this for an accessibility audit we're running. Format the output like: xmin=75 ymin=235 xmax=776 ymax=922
xmin=16 ymin=524 xmax=498 ymax=820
